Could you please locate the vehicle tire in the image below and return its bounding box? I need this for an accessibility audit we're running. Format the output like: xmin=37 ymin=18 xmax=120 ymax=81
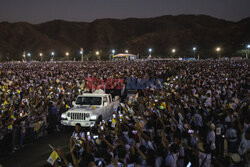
xmin=95 ymin=115 xmax=102 ymax=125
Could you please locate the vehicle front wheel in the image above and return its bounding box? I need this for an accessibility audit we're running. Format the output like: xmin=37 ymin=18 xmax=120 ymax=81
xmin=95 ymin=115 xmax=102 ymax=125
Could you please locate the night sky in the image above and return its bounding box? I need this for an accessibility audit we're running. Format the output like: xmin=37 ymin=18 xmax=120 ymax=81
xmin=0 ymin=0 xmax=250 ymax=24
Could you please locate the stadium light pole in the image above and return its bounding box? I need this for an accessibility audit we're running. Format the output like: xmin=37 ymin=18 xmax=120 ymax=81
xmin=22 ymin=51 xmax=26 ymax=62
xmin=96 ymin=51 xmax=100 ymax=60
xmin=111 ymin=49 xmax=115 ymax=60
xmin=51 ymin=52 xmax=55 ymax=61
xmin=216 ymin=47 xmax=221 ymax=59
xmin=172 ymin=49 xmax=176 ymax=58
xmin=66 ymin=52 xmax=69 ymax=61
xmin=192 ymin=47 xmax=197 ymax=59
xmin=39 ymin=53 xmax=43 ymax=61
xmin=27 ymin=53 xmax=31 ymax=61
xmin=246 ymin=44 xmax=250 ymax=59
xmin=148 ymin=48 xmax=152 ymax=58
xmin=80 ymin=48 xmax=83 ymax=62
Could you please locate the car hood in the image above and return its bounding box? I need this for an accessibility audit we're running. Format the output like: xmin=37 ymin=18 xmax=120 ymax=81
xmin=68 ymin=105 xmax=101 ymax=114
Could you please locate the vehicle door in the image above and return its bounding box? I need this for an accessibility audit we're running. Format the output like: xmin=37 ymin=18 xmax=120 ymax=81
xmin=102 ymin=96 xmax=109 ymax=120
xmin=106 ymin=95 xmax=113 ymax=119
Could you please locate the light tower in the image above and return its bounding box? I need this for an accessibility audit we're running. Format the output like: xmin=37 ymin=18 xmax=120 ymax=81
xmin=66 ymin=52 xmax=69 ymax=60
xmin=216 ymin=47 xmax=221 ymax=59
xmin=51 ymin=52 xmax=55 ymax=61
xmin=246 ymin=44 xmax=250 ymax=59
xmin=80 ymin=48 xmax=84 ymax=62
xmin=22 ymin=51 xmax=26 ymax=62
xmin=96 ymin=51 xmax=100 ymax=60
xmin=148 ymin=48 xmax=152 ymax=58
xmin=39 ymin=53 xmax=43 ymax=61
xmin=172 ymin=49 xmax=176 ymax=58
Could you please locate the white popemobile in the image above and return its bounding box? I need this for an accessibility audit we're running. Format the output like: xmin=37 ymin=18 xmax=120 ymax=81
xmin=61 ymin=90 xmax=119 ymax=127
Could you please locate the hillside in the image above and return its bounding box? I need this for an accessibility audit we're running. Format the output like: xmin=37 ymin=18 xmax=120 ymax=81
xmin=0 ymin=15 xmax=249 ymax=61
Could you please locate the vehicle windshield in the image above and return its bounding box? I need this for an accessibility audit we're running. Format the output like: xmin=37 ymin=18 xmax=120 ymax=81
xmin=75 ymin=96 xmax=102 ymax=105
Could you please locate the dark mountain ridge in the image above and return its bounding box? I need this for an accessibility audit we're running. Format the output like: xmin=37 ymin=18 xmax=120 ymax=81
xmin=0 ymin=15 xmax=249 ymax=61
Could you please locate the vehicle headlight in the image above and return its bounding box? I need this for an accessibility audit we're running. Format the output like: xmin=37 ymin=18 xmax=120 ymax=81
xmin=61 ymin=113 xmax=67 ymax=120
xmin=85 ymin=113 xmax=90 ymax=118
xmin=90 ymin=115 xmax=97 ymax=120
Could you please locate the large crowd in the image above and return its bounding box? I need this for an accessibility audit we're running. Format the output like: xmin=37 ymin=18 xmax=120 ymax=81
xmin=0 ymin=60 xmax=249 ymax=167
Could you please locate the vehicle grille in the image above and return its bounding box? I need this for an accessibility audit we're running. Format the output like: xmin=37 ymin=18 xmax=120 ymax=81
xmin=70 ymin=113 xmax=89 ymax=120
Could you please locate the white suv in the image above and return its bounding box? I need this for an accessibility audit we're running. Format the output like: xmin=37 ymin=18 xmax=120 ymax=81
xmin=61 ymin=93 xmax=119 ymax=127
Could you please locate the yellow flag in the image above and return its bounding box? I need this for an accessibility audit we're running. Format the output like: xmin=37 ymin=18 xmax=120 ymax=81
xmin=112 ymin=118 xmax=116 ymax=123
xmin=112 ymin=118 xmax=116 ymax=128
xmin=47 ymin=151 xmax=59 ymax=165
xmin=8 ymin=125 xmax=13 ymax=130
xmin=162 ymin=102 xmax=166 ymax=109
xmin=34 ymin=122 xmax=40 ymax=131
xmin=66 ymin=104 xmax=69 ymax=109
xmin=81 ymin=81 xmax=85 ymax=90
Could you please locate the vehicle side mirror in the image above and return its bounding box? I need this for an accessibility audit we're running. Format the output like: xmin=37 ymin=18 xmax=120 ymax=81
xmin=72 ymin=101 xmax=76 ymax=106
xmin=104 ymin=102 xmax=108 ymax=106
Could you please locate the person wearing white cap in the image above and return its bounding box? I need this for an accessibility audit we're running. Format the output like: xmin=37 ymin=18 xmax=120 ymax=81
xmin=206 ymin=123 xmax=216 ymax=154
